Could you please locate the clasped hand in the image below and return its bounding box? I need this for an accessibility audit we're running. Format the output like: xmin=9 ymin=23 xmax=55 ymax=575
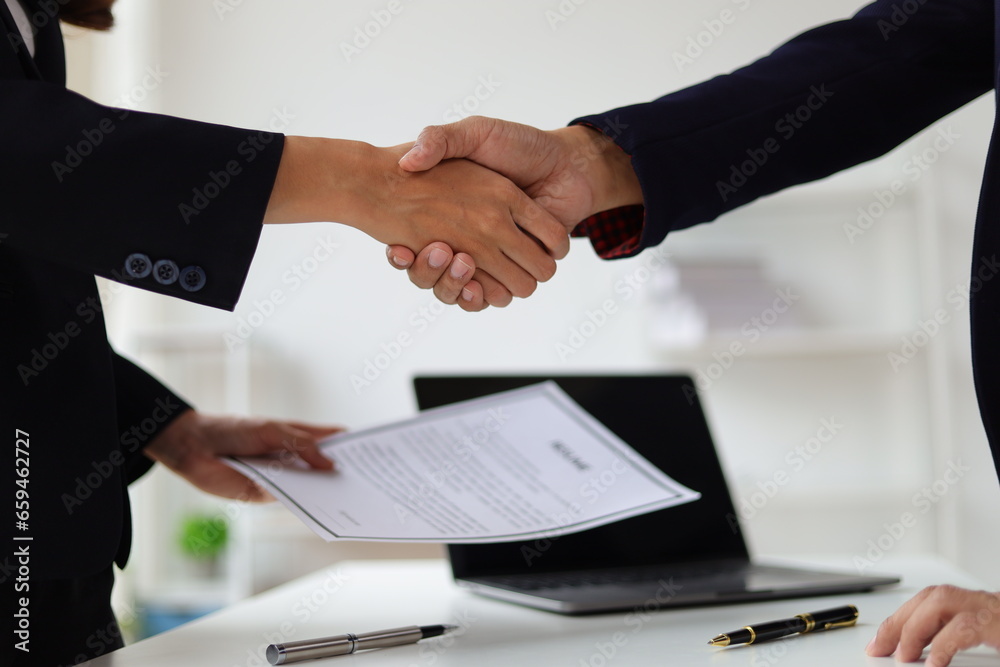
xmin=383 ymin=116 xmax=643 ymax=311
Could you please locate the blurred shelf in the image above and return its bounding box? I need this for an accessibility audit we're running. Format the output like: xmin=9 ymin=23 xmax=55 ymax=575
xmin=652 ymin=329 xmax=904 ymax=358
xmin=139 ymin=579 xmax=229 ymax=609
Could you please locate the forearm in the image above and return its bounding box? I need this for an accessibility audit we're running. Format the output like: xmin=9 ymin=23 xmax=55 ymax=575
xmin=573 ymin=0 xmax=994 ymax=255
xmin=2 ymin=81 xmax=282 ymax=309
xmin=263 ymin=135 xmax=567 ymax=298
xmin=263 ymin=136 xmax=391 ymax=228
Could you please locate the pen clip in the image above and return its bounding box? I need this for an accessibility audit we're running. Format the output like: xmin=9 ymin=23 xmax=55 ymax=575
xmin=822 ymin=618 xmax=858 ymax=630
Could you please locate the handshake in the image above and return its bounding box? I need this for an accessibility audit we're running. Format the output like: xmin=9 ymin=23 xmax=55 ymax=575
xmin=265 ymin=116 xmax=643 ymax=312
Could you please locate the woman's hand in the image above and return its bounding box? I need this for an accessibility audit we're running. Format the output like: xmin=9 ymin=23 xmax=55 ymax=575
xmin=144 ymin=409 xmax=341 ymax=502
xmin=264 ymin=137 xmax=569 ymax=306
xmin=867 ymin=585 xmax=1000 ymax=667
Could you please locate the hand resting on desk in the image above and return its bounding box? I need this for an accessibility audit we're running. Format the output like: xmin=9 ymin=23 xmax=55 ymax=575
xmin=867 ymin=585 xmax=1000 ymax=667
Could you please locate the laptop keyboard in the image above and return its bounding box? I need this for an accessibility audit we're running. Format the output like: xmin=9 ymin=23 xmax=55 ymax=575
xmin=482 ymin=563 xmax=748 ymax=591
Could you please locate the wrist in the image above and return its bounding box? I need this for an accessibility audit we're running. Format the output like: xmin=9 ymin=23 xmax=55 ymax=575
xmin=559 ymin=125 xmax=642 ymax=217
xmin=144 ymin=408 xmax=198 ymax=467
xmin=264 ymin=136 xmax=388 ymax=228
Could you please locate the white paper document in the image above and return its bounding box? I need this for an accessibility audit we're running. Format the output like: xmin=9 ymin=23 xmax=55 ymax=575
xmin=227 ymin=382 xmax=700 ymax=543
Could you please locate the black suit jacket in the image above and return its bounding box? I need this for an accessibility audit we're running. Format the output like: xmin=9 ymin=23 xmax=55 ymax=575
xmin=1 ymin=1 xmax=285 ymax=580
xmin=575 ymin=0 xmax=1000 ymax=483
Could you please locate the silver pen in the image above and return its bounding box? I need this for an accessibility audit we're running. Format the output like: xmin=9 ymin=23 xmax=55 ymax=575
xmin=266 ymin=624 xmax=459 ymax=664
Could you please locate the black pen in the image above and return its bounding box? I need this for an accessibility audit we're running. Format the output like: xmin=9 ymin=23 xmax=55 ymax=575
xmin=266 ymin=624 xmax=458 ymax=664
xmin=708 ymin=605 xmax=859 ymax=646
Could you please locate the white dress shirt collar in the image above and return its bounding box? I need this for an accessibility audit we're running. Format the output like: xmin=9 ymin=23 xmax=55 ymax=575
xmin=4 ymin=0 xmax=35 ymax=58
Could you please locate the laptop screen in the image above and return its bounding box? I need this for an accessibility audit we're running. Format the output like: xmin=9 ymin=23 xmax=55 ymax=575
xmin=413 ymin=375 xmax=750 ymax=578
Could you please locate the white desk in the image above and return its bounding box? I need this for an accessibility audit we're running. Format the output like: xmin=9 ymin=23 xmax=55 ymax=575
xmin=85 ymin=556 xmax=1000 ymax=667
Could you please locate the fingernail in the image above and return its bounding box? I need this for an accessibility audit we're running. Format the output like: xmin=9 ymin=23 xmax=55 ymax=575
xmin=428 ymin=248 xmax=449 ymax=268
xmin=865 ymin=638 xmax=875 ymax=654
xmin=391 ymin=255 xmax=409 ymax=267
xmin=462 ymin=288 xmax=474 ymax=302
xmin=450 ymin=258 xmax=473 ymax=280
xmin=399 ymin=145 xmax=420 ymax=164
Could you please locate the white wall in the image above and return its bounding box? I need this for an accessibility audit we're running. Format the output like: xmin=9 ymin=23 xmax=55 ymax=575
xmin=72 ymin=0 xmax=1000 ymax=591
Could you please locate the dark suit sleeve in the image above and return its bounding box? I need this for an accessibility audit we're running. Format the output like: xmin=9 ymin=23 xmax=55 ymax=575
xmin=0 ymin=81 xmax=284 ymax=310
xmin=111 ymin=352 xmax=193 ymax=484
xmin=571 ymin=0 xmax=994 ymax=256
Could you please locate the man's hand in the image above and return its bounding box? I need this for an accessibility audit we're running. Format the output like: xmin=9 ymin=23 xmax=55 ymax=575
xmin=866 ymin=585 xmax=1000 ymax=667
xmin=144 ymin=410 xmax=341 ymax=502
xmin=385 ymin=116 xmax=642 ymax=310
xmin=400 ymin=118 xmax=615 ymax=229
xmin=264 ymin=136 xmax=569 ymax=304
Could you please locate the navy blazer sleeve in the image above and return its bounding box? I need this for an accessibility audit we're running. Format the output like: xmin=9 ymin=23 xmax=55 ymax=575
xmin=1 ymin=6 xmax=286 ymax=585
xmin=572 ymin=0 xmax=994 ymax=255
xmin=0 ymin=81 xmax=284 ymax=310
xmin=111 ymin=353 xmax=193 ymax=484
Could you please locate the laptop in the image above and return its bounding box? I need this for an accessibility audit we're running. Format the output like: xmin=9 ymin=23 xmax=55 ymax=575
xmin=413 ymin=374 xmax=899 ymax=615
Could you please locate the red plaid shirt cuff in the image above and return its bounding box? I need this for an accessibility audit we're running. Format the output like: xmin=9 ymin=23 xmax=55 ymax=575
xmin=570 ymin=205 xmax=646 ymax=259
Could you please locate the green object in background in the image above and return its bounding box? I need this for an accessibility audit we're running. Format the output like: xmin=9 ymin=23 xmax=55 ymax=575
xmin=177 ymin=514 xmax=229 ymax=560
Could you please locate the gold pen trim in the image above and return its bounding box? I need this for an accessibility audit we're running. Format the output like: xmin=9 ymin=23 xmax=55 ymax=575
xmin=795 ymin=612 xmax=816 ymax=633
xmin=823 ymin=618 xmax=859 ymax=630
xmin=743 ymin=626 xmax=757 ymax=645
xmin=824 ymin=605 xmax=860 ymax=630
xmin=708 ymin=634 xmax=730 ymax=647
